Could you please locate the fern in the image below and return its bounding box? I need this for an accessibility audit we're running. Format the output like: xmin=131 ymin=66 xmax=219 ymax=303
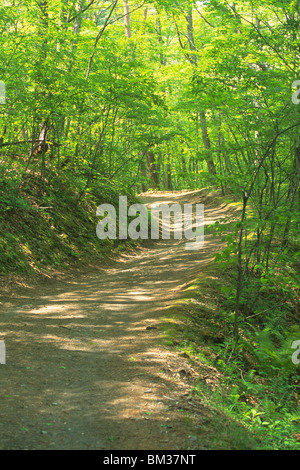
xmin=261 ymin=397 xmax=277 ymax=421
xmin=242 ymin=327 xmax=299 ymax=378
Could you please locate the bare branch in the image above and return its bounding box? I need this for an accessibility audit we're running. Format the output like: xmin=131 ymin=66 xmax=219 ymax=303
xmin=195 ymin=6 xmax=215 ymax=28
xmin=85 ymin=0 xmax=118 ymax=80
xmin=67 ymin=0 xmax=97 ymax=23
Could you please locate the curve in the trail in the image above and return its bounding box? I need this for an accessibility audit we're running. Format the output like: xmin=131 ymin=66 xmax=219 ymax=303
xmin=0 ymin=190 xmax=227 ymax=450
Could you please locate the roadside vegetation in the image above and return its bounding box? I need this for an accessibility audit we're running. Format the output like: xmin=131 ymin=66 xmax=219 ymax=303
xmin=1 ymin=0 xmax=299 ymax=450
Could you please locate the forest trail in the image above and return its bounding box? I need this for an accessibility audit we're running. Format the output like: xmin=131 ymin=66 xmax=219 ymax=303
xmin=0 ymin=190 xmax=230 ymax=450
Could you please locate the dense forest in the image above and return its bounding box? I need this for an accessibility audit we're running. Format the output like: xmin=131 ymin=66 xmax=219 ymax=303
xmin=0 ymin=0 xmax=299 ymax=451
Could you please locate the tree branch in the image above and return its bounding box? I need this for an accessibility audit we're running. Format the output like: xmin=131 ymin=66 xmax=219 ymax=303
xmin=195 ymin=6 xmax=215 ymax=28
xmin=85 ymin=0 xmax=118 ymax=80
xmin=224 ymin=0 xmax=295 ymax=73
xmin=67 ymin=0 xmax=97 ymax=23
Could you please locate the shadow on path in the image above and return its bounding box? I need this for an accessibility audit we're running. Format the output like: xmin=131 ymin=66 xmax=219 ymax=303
xmin=0 ymin=190 xmax=230 ymax=450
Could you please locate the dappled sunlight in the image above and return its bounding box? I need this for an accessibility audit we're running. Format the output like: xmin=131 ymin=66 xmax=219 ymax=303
xmin=0 ymin=191 xmax=228 ymax=449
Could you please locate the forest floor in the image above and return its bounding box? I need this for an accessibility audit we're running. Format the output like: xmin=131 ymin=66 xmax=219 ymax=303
xmin=0 ymin=190 xmax=253 ymax=450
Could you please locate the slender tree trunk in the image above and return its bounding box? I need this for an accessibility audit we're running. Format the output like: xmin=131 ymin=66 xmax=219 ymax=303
xmin=140 ymin=157 xmax=147 ymax=192
xmin=166 ymin=160 xmax=172 ymax=190
xmin=155 ymin=9 xmax=166 ymax=65
xmin=166 ymin=144 xmax=172 ymax=190
xmin=295 ymin=138 xmax=300 ymax=199
xmin=146 ymin=150 xmax=159 ymax=189
xmin=181 ymin=147 xmax=187 ymax=174
xmin=184 ymin=6 xmax=217 ymax=176
xmin=143 ymin=6 xmax=148 ymax=20
xmin=233 ymin=192 xmax=249 ymax=339
xmin=218 ymin=116 xmax=225 ymax=194
xmin=199 ymin=111 xmax=217 ymax=175
xmin=124 ymin=0 xmax=131 ymax=38
xmin=186 ymin=6 xmax=197 ymax=65
xmin=33 ymin=0 xmax=50 ymax=189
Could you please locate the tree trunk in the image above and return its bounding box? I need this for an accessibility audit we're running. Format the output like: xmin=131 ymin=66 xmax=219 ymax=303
xmin=185 ymin=7 xmax=216 ymax=176
xmin=186 ymin=6 xmax=197 ymax=65
xmin=295 ymin=138 xmax=300 ymax=199
xmin=155 ymin=9 xmax=166 ymax=65
xmin=124 ymin=0 xmax=132 ymax=38
xmin=140 ymin=157 xmax=147 ymax=192
xmin=199 ymin=111 xmax=217 ymax=175
xmin=146 ymin=150 xmax=159 ymax=189
xmin=143 ymin=6 xmax=148 ymax=20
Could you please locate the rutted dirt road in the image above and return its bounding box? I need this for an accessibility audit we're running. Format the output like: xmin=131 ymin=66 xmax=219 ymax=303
xmin=0 ymin=190 xmax=229 ymax=450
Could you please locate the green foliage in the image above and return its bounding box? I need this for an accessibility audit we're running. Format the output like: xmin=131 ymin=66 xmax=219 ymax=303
xmin=0 ymin=0 xmax=299 ymax=450
xmin=0 ymin=168 xmax=139 ymax=276
xmin=242 ymin=326 xmax=299 ymax=378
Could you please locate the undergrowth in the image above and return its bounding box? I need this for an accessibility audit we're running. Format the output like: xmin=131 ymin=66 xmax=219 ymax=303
xmin=163 ymin=262 xmax=300 ymax=450
xmin=0 ymin=163 xmax=138 ymax=279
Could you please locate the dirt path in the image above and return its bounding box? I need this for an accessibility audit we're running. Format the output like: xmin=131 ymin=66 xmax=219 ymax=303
xmin=0 ymin=190 xmax=229 ymax=450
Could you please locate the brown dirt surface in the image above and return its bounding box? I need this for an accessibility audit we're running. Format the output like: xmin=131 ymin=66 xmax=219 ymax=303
xmin=0 ymin=190 xmax=234 ymax=450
